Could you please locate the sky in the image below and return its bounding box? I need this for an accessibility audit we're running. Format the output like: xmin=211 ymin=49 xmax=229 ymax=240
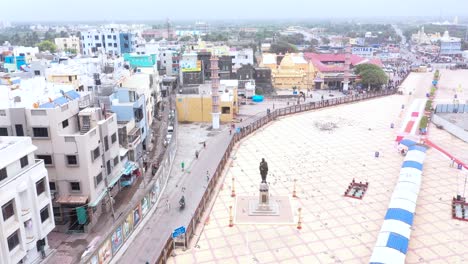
xmin=1 ymin=0 xmax=467 ymax=22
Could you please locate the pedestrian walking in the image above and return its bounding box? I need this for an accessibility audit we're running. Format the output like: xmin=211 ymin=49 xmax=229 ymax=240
xmin=181 ymin=161 xmax=185 ymax=172
xmin=203 ymin=141 xmax=206 ymax=148
xmin=229 ymin=129 xmax=232 ymax=135
xmin=166 ymin=199 xmax=170 ymax=211
xmin=206 ymin=170 xmax=210 ymax=182
xmin=450 ymin=158 xmax=455 ymax=167
xmin=321 ymin=95 xmax=324 ymax=101
xmin=195 ymin=150 xmax=199 ymax=159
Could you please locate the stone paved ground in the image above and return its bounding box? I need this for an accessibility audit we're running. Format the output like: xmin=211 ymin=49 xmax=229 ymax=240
xmin=169 ymin=95 xmax=412 ymax=264
xmin=168 ymin=71 xmax=468 ymax=264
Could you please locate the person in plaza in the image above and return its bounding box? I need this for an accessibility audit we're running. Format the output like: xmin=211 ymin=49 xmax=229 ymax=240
xmin=195 ymin=150 xmax=199 ymax=159
xmin=181 ymin=161 xmax=185 ymax=171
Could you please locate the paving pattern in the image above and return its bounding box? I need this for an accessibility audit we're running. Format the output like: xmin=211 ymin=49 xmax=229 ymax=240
xmin=168 ymin=95 xmax=407 ymax=263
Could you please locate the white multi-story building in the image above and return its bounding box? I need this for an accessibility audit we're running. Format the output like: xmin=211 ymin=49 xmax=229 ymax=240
xmin=230 ymin=48 xmax=254 ymax=72
xmin=0 ymin=136 xmax=55 ymax=264
xmin=0 ymin=76 xmax=124 ymax=233
xmin=80 ymin=28 xmax=121 ymax=56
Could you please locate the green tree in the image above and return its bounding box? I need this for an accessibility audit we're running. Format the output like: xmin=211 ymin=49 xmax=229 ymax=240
xmin=270 ymin=41 xmax=298 ymax=54
xmin=37 ymin=40 xmax=57 ymax=52
xmin=355 ymin=64 xmax=388 ymax=90
xmin=179 ymin=35 xmax=192 ymax=42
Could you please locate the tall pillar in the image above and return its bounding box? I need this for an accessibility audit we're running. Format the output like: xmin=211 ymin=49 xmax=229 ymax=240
xmin=343 ymin=42 xmax=351 ymax=91
xmin=210 ymin=55 xmax=221 ymax=129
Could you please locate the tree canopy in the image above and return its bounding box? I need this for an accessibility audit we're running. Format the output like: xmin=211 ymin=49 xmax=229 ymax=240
xmin=269 ymin=41 xmax=298 ymax=54
xmin=37 ymin=40 xmax=57 ymax=53
xmin=354 ymin=63 xmax=388 ymax=90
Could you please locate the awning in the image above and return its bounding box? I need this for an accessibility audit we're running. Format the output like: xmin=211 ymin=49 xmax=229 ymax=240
xmin=88 ymin=190 xmax=107 ymax=207
xmin=121 ymin=161 xmax=138 ymax=175
xmin=56 ymin=195 xmax=88 ymax=205
xmin=119 ymin=147 xmax=129 ymax=157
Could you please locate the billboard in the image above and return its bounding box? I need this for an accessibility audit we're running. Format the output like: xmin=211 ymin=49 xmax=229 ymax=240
xmin=181 ymin=60 xmax=202 ymax=72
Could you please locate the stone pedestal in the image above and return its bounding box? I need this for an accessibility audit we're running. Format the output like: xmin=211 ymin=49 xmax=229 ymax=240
xmin=248 ymin=183 xmax=279 ymax=216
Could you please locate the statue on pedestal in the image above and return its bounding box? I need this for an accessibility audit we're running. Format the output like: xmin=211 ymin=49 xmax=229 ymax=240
xmin=259 ymin=158 xmax=268 ymax=183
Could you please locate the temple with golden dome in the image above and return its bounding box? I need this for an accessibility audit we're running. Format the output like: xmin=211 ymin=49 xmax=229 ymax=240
xmin=259 ymin=53 xmax=315 ymax=90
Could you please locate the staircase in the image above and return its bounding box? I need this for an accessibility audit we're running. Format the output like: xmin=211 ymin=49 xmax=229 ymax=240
xmin=80 ymin=122 xmax=91 ymax=134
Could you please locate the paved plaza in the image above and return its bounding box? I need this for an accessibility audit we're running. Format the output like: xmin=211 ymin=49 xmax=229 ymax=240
xmin=168 ymin=72 xmax=468 ymax=264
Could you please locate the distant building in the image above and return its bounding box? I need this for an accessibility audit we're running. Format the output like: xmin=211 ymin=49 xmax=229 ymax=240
xmin=260 ymin=53 xmax=315 ymax=90
xmin=0 ymin=136 xmax=55 ymax=264
xmin=54 ymin=36 xmax=81 ymax=53
xmin=229 ymin=48 xmax=254 ymax=73
xmin=440 ymin=31 xmax=462 ymax=56
xmin=141 ymin=29 xmax=176 ymax=40
xmin=119 ymin=33 xmax=136 ymax=54
xmin=175 ymin=81 xmax=238 ymax=123
xmin=194 ymin=22 xmax=210 ymax=36
xmin=305 ymin=53 xmax=383 ymax=90
xmin=80 ymin=28 xmax=136 ymax=56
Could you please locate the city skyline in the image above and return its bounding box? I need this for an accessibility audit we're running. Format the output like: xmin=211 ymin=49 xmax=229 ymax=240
xmin=2 ymin=0 xmax=467 ymax=22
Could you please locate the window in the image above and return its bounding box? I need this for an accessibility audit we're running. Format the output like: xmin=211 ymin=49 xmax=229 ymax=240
xmin=36 ymin=155 xmax=53 ymax=166
xmin=70 ymin=182 xmax=81 ymax=192
xmin=0 ymin=110 xmax=6 ymax=116
xmin=15 ymin=124 xmax=24 ymax=137
xmin=114 ymin=156 xmax=119 ymax=166
xmin=0 ymin=167 xmax=7 ymax=181
xmin=94 ymin=35 xmax=99 ymax=40
xmin=113 ymin=43 xmax=117 ymax=48
xmin=106 ymin=160 xmax=111 ymax=175
xmin=95 ymin=172 xmax=103 ymax=187
xmin=61 ymin=119 xmax=69 ymax=129
xmin=20 ymin=155 xmax=28 ymax=168
xmin=68 ymin=76 xmax=72 ymax=82
xmin=2 ymin=200 xmax=14 ymax=221
xmin=111 ymin=133 xmax=117 ymax=144
xmin=53 ymin=207 xmax=61 ymax=217
xmin=36 ymin=178 xmax=45 ymax=196
xmin=49 ymin=182 xmax=56 ymax=192
xmin=92 ymin=147 xmax=100 ymax=161
xmin=124 ymin=44 xmax=129 ymax=49
xmin=104 ymin=136 xmax=109 ymax=151
xmin=113 ymin=35 xmax=117 ymax=40
xmin=40 ymin=205 xmax=49 ymax=223
xmin=222 ymin=107 xmax=231 ymax=114
xmin=0 ymin=127 xmax=8 ymax=136
xmin=32 ymin=127 xmax=48 ymax=138
xmin=66 ymin=155 xmax=78 ymax=166
xmin=7 ymin=230 xmax=20 ymax=251
xmin=96 ymin=43 xmax=102 ymax=48
xmin=107 ymin=35 xmax=111 ymax=39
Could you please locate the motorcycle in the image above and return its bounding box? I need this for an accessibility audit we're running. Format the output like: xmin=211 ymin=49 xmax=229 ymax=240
xmin=179 ymin=196 xmax=185 ymax=210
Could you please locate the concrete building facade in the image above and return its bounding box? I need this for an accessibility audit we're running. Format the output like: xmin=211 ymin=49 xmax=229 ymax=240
xmin=0 ymin=137 xmax=55 ymax=264
xmin=54 ymin=36 xmax=81 ymax=54
xmin=0 ymin=78 xmax=124 ymax=233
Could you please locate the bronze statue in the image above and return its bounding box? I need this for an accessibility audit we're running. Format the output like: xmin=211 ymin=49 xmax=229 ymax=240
xmin=259 ymin=158 xmax=268 ymax=183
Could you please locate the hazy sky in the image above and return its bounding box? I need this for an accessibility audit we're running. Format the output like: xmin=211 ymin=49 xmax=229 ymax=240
xmin=2 ymin=0 xmax=467 ymax=22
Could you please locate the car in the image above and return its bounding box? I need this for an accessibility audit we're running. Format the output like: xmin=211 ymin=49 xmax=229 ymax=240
xmin=167 ymin=125 xmax=174 ymax=133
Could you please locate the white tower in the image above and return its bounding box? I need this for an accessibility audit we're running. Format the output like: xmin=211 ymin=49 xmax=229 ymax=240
xmin=343 ymin=41 xmax=351 ymax=92
xmin=210 ymin=55 xmax=221 ymax=129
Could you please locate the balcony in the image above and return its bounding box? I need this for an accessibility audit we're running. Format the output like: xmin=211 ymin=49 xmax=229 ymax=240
xmin=127 ymin=127 xmax=141 ymax=149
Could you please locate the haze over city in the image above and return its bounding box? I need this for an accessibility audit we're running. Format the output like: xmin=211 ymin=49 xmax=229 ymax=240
xmin=2 ymin=0 xmax=468 ymax=21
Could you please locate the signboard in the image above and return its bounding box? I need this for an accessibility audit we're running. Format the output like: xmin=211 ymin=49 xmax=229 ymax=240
xmin=172 ymin=226 xmax=186 ymax=238
xmin=352 ymin=47 xmax=374 ymax=58
xmin=181 ymin=60 xmax=202 ymax=72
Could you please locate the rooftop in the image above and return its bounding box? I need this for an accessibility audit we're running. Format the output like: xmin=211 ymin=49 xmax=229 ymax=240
xmin=0 ymin=76 xmax=82 ymax=109
xmin=0 ymin=137 xmax=36 ymax=170
xmin=305 ymin=53 xmax=383 ymax=72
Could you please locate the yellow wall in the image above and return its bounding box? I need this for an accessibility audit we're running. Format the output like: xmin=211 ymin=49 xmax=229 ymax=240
xmin=48 ymin=74 xmax=80 ymax=89
xmin=176 ymin=96 xmax=234 ymax=123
